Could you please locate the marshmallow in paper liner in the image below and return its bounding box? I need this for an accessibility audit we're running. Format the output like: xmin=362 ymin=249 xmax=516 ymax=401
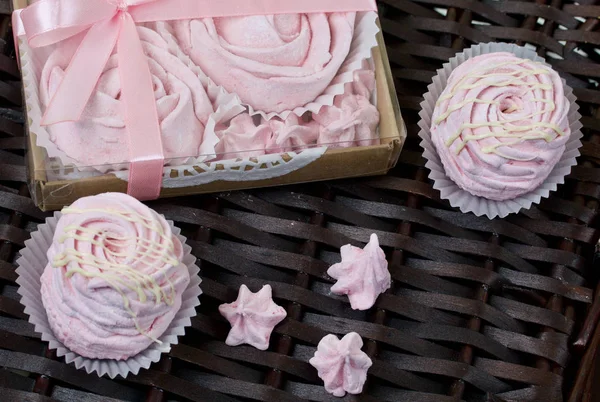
xmin=15 ymin=213 xmax=202 ymax=379
xmin=165 ymin=11 xmax=380 ymax=121
xmin=417 ymin=42 xmax=583 ymax=219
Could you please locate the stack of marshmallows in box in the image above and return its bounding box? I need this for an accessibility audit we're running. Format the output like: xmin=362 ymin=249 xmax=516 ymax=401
xmin=22 ymin=4 xmax=382 ymax=178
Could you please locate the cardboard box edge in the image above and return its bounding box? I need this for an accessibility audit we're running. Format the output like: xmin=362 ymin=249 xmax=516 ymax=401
xmin=16 ymin=1 xmax=406 ymax=210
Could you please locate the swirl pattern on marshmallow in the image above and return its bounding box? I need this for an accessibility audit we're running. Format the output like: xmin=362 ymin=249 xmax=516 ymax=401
xmin=431 ymin=52 xmax=571 ymax=201
xmin=40 ymin=26 xmax=214 ymax=167
xmin=170 ymin=13 xmax=356 ymax=113
xmin=41 ymin=193 xmax=190 ymax=360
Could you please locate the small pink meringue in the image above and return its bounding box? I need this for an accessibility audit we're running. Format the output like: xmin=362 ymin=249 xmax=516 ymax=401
xmin=328 ymin=234 xmax=391 ymax=310
xmin=309 ymin=332 xmax=373 ymax=397
xmin=218 ymin=284 xmax=287 ymax=350
xmin=351 ymin=68 xmax=376 ymax=99
xmin=215 ymin=114 xmax=273 ymax=160
xmin=313 ymin=94 xmax=380 ymax=148
xmin=268 ymin=114 xmax=319 ymax=153
xmin=170 ymin=13 xmax=356 ymax=113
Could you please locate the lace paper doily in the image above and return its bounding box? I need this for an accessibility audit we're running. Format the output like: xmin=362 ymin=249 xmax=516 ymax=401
xmin=45 ymin=147 xmax=328 ymax=188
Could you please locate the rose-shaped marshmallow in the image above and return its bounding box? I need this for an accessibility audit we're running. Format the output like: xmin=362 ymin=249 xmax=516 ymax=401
xmin=215 ymin=114 xmax=273 ymax=159
xmin=41 ymin=193 xmax=190 ymax=360
xmin=431 ymin=52 xmax=571 ymax=201
xmin=170 ymin=13 xmax=356 ymax=113
xmin=40 ymin=26 xmax=214 ymax=167
xmin=313 ymin=93 xmax=380 ymax=148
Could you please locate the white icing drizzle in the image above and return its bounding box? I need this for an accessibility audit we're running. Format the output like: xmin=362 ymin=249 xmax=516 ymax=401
xmin=436 ymin=59 xmax=547 ymax=106
xmin=434 ymin=98 xmax=499 ymax=125
xmin=435 ymin=58 xmax=566 ymax=160
xmin=51 ymin=206 xmax=180 ymax=344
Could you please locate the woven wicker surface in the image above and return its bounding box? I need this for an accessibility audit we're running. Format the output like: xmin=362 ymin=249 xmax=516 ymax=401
xmin=0 ymin=1 xmax=599 ymax=401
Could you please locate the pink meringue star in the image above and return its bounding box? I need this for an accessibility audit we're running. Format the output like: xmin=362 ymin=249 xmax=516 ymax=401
xmin=328 ymin=234 xmax=391 ymax=310
xmin=218 ymin=284 xmax=287 ymax=350
xmin=309 ymin=332 xmax=373 ymax=397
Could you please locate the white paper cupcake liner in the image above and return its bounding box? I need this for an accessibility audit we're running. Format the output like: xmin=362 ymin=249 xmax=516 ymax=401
xmin=15 ymin=213 xmax=202 ymax=379
xmin=418 ymin=42 xmax=583 ymax=219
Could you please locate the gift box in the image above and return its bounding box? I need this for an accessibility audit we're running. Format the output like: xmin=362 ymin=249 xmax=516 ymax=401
xmin=13 ymin=0 xmax=405 ymax=211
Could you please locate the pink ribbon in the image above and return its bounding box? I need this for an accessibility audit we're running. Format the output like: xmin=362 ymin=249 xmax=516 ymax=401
xmin=14 ymin=0 xmax=377 ymax=200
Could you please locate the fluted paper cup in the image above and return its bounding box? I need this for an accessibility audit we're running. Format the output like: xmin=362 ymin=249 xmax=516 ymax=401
xmin=16 ymin=213 xmax=202 ymax=379
xmin=418 ymin=42 xmax=583 ymax=219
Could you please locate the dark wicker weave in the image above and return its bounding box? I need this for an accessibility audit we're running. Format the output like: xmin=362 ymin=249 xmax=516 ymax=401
xmin=0 ymin=0 xmax=599 ymax=401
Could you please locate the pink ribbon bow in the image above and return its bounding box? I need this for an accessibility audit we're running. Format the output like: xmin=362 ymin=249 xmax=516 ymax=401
xmin=14 ymin=0 xmax=377 ymax=200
